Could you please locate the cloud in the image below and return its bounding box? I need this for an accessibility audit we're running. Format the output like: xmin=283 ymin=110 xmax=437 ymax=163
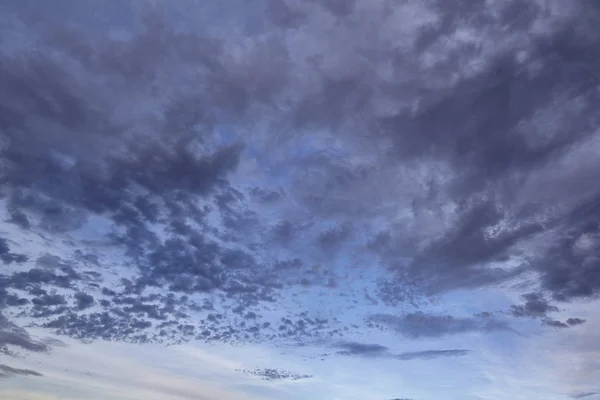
xmin=237 ymin=368 xmax=313 ymax=381
xmin=571 ymin=392 xmax=598 ymax=399
xmin=0 ymin=0 xmax=598 ymax=359
xmin=333 ymin=341 xmax=471 ymax=363
xmin=368 ymin=312 xmax=510 ymax=338
xmin=510 ymin=292 xmax=559 ymax=318
xmin=335 ymin=341 xmax=389 ymax=356
xmin=0 ymin=313 xmax=50 ymax=355
xmin=542 ymin=317 xmax=587 ymax=329
xmin=0 ymin=364 xmax=43 ymax=378
xmin=0 ymin=238 xmax=28 ymax=265
xmin=566 ymin=317 xmax=587 ymax=326
xmin=73 ymin=293 xmax=95 ymax=310
xmin=394 ymin=349 xmax=470 ymax=361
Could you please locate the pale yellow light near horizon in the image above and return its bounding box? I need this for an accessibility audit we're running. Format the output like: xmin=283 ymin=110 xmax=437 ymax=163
xmin=0 ymin=329 xmax=270 ymax=400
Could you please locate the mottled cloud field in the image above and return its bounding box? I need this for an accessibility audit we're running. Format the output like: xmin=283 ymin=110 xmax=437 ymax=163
xmin=1 ymin=0 xmax=600 ymax=399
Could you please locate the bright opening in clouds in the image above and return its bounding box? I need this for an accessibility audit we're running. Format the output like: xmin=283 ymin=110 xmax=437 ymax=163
xmin=1 ymin=1 xmax=600 ymax=399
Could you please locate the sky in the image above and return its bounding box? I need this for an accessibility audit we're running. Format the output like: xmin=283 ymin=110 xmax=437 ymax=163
xmin=1 ymin=0 xmax=600 ymax=399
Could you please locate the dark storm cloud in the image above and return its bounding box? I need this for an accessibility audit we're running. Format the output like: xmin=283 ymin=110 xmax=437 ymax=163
xmin=1 ymin=0 xmax=599 ymax=348
xmin=0 ymin=364 xmax=43 ymax=378
xmin=395 ymin=349 xmax=470 ymax=361
xmin=369 ymin=312 xmax=510 ymax=338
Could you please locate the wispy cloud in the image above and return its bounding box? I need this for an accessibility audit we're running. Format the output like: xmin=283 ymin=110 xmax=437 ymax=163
xmin=0 ymin=364 xmax=43 ymax=378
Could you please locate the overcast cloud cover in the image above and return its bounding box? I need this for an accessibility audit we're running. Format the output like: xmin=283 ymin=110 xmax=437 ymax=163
xmin=1 ymin=0 xmax=600 ymax=399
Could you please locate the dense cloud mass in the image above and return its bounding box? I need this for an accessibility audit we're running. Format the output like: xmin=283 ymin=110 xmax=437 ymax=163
xmin=0 ymin=0 xmax=599 ymax=397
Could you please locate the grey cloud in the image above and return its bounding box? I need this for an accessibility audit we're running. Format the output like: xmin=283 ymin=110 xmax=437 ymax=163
xmin=32 ymin=294 xmax=67 ymax=308
xmin=333 ymin=341 xmax=471 ymax=362
xmin=395 ymin=349 xmax=470 ymax=361
xmin=335 ymin=341 xmax=389 ymax=356
xmin=510 ymin=293 xmax=559 ymax=318
xmin=542 ymin=317 xmax=587 ymax=329
xmin=0 ymin=238 xmax=28 ymax=265
xmin=74 ymin=292 xmax=95 ymax=310
xmin=0 ymin=313 xmax=50 ymax=355
xmin=7 ymin=268 xmax=79 ymax=291
xmin=316 ymin=224 xmax=353 ymax=250
xmin=237 ymin=367 xmax=312 ymax=381
xmin=0 ymin=364 xmax=43 ymax=378
xmin=571 ymin=392 xmax=598 ymax=399
xmin=566 ymin=318 xmax=586 ymax=326
xmin=369 ymin=312 xmax=510 ymax=338
xmin=36 ymin=254 xmax=72 ymax=270
xmin=0 ymin=0 xmax=599 ymax=349
xmin=5 ymin=210 xmax=30 ymax=229
xmin=542 ymin=319 xmax=569 ymax=329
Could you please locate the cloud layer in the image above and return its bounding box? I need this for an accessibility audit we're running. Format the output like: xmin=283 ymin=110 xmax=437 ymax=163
xmin=1 ymin=0 xmax=599 ymax=398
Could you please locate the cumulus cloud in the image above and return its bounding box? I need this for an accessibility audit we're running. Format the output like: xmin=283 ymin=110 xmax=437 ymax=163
xmin=542 ymin=317 xmax=587 ymax=329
